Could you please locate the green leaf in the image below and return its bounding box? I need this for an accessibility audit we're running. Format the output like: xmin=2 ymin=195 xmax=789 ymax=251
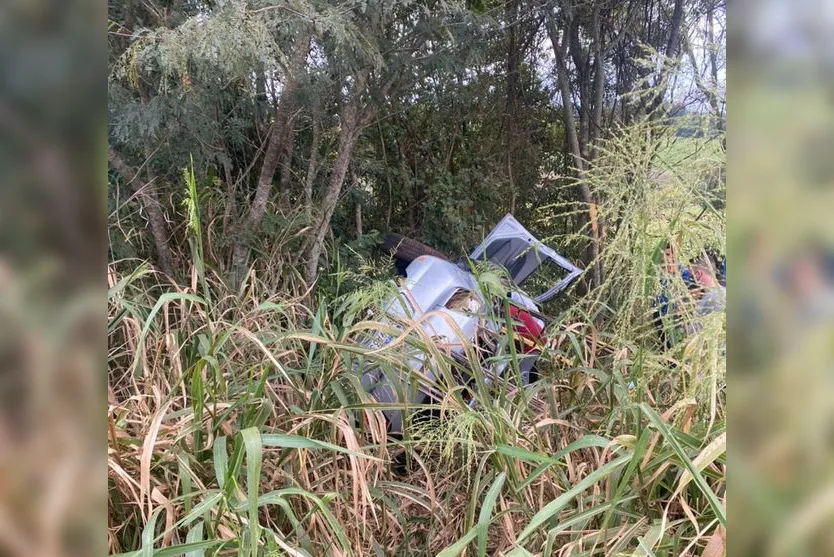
xmin=139 ymin=507 xmax=161 ymax=557
xmin=185 ymin=521 xmax=205 ymax=557
xmin=497 ymin=435 xmax=610 ymax=466
xmin=477 ymin=472 xmax=506 ymax=557
xmin=496 ymin=435 xmax=613 ymax=492
xmin=550 ymin=435 xmax=613 ymax=462
xmin=157 ymin=540 xmax=224 ymax=557
xmin=675 ymin=431 xmax=726 ymax=495
xmin=114 ymin=539 xmax=226 ymax=557
xmin=504 ymin=547 xmax=535 ymax=557
xmin=633 ymin=520 xmax=664 ymax=556
xmin=495 ymin=444 xmax=553 ymax=465
xmin=108 ymin=262 xmax=150 ymax=300
xmin=639 ymin=404 xmax=726 ymax=527
xmin=213 ymin=436 xmax=228 ymax=490
xmin=157 ymin=491 xmax=222 ymax=544
xmin=240 ymin=427 xmax=263 ymax=557
xmin=260 ymin=433 xmax=382 ymax=461
xmin=516 ymin=453 xmax=631 ymax=544
xmin=190 ymin=365 xmax=204 ymax=456
xmin=132 ymin=293 xmax=205 ymax=375
xmin=436 ymin=527 xmax=478 ymax=557
xmin=249 ymin=488 xmax=351 ymax=555
xmin=546 ymin=497 xmax=638 ymax=539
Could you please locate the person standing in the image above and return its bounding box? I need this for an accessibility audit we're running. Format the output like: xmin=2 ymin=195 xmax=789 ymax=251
xmin=685 ymin=254 xmax=727 ymax=335
xmin=653 ymin=242 xmax=686 ymax=349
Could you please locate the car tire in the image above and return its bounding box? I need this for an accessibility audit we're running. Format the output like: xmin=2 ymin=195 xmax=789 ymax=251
xmin=381 ymin=233 xmax=448 ymax=263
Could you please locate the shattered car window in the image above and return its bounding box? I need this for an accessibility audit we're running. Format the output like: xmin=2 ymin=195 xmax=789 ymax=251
xmin=483 ymin=238 xmax=543 ymax=285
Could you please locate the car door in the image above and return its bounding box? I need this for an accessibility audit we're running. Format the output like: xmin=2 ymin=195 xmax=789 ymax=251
xmin=469 ymin=214 xmax=582 ymax=303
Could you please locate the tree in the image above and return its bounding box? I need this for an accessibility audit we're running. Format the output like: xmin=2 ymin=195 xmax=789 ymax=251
xmin=230 ymin=30 xmax=312 ymax=283
xmin=298 ymin=0 xmax=475 ymax=283
xmin=680 ymin=0 xmax=725 ymax=127
xmin=108 ymin=148 xmax=175 ymax=277
xmin=541 ymin=0 xmax=688 ymax=288
xmin=107 ymin=0 xmax=718 ymax=294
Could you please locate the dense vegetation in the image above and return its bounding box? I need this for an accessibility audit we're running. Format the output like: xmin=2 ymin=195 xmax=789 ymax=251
xmin=108 ymin=0 xmax=726 ymax=555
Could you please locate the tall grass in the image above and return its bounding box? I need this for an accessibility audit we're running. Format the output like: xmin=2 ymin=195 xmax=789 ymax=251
xmin=108 ymin=119 xmax=725 ymax=556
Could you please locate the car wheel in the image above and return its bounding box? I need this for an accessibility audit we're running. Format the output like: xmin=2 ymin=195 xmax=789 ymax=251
xmin=381 ymin=233 xmax=448 ymax=263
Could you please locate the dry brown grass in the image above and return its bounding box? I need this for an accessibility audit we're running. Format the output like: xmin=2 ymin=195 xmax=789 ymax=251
xmin=107 ymin=121 xmax=726 ymax=556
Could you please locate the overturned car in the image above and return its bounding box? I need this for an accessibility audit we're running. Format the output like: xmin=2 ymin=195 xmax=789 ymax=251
xmin=356 ymin=214 xmax=581 ymax=432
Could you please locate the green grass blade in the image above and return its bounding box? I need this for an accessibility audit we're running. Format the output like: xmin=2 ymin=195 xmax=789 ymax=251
xmin=546 ymin=497 xmax=638 ymax=539
xmin=256 ymin=489 xmax=350 ymax=554
xmin=190 ymin=365 xmax=205 ymax=455
xmin=676 ymin=431 xmax=726 ymax=494
xmin=477 ymin=472 xmax=506 ymax=557
xmin=549 ymin=435 xmax=613 ymax=461
xmin=273 ymin=499 xmax=315 ymax=554
xmin=496 ymin=435 xmax=611 ymax=466
xmin=436 ymin=527 xmax=478 ymax=557
xmin=114 ymin=540 xmax=221 ymax=557
xmin=173 ymin=492 xmax=223 ymax=535
xmin=465 ymin=452 xmax=493 ymax=534
xmin=240 ymin=427 xmax=263 ymax=557
xmin=157 ymin=540 xmax=224 ymax=557
xmin=139 ymin=508 xmax=162 ymax=557
xmin=504 ymin=547 xmax=535 ymax=557
xmin=108 ymin=262 xmax=150 ymax=300
xmin=179 ymin=456 xmax=193 ymax=514
xmin=638 ymin=404 xmax=726 ymax=527
xmin=213 ymin=436 xmax=228 ymax=490
xmin=184 ymin=521 xmax=205 ymax=557
xmin=495 ymin=444 xmax=554 ymax=465
xmin=132 ymin=293 xmax=205 ymax=375
xmin=149 ymin=491 xmax=224 ymax=546
xmin=516 ymin=453 xmax=631 ymax=544
xmin=497 ymin=435 xmax=613 ymax=492
xmin=261 ymin=433 xmax=382 ymax=461
xmin=634 ymin=520 xmax=664 ymax=556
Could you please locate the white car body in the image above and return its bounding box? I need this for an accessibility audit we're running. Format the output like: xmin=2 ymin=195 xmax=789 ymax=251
xmin=359 ymin=214 xmax=582 ymax=431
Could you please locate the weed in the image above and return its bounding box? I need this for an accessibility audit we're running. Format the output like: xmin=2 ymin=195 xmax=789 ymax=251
xmin=108 ymin=120 xmax=725 ymax=556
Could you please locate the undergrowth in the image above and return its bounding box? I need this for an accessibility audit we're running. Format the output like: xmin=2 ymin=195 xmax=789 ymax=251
xmin=108 ymin=119 xmax=726 ymax=556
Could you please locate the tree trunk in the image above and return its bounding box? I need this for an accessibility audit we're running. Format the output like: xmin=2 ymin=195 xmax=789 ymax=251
xmin=647 ymin=0 xmax=684 ymax=115
xmin=547 ymin=16 xmax=583 ymax=174
xmin=355 ymin=199 xmax=363 ymax=239
xmin=303 ymin=113 xmax=321 ymax=214
xmin=505 ymin=0 xmax=520 ymax=211
xmin=682 ymin=16 xmax=723 ymax=128
xmin=589 ymin=8 xmax=608 ymax=268
xmin=567 ymin=16 xmax=591 ymax=160
xmin=219 ymin=148 xmax=238 ymax=236
xmin=304 ymin=101 xmax=369 ymax=284
xmin=707 ymin=5 xmax=725 ymax=131
xmin=108 ymin=148 xmax=175 ymax=278
xmin=398 ymin=139 xmax=416 ymax=231
xmin=546 ymin=13 xmax=603 ymax=289
xmin=230 ymin=32 xmax=311 ymax=283
xmin=682 ymin=32 xmax=721 ymax=121
xmin=278 ymin=117 xmax=297 ymax=204
xmin=590 ymin=8 xmax=606 ymax=153
xmin=663 ymin=0 xmax=684 ymax=62
xmin=377 ymin=121 xmax=394 ymax=229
